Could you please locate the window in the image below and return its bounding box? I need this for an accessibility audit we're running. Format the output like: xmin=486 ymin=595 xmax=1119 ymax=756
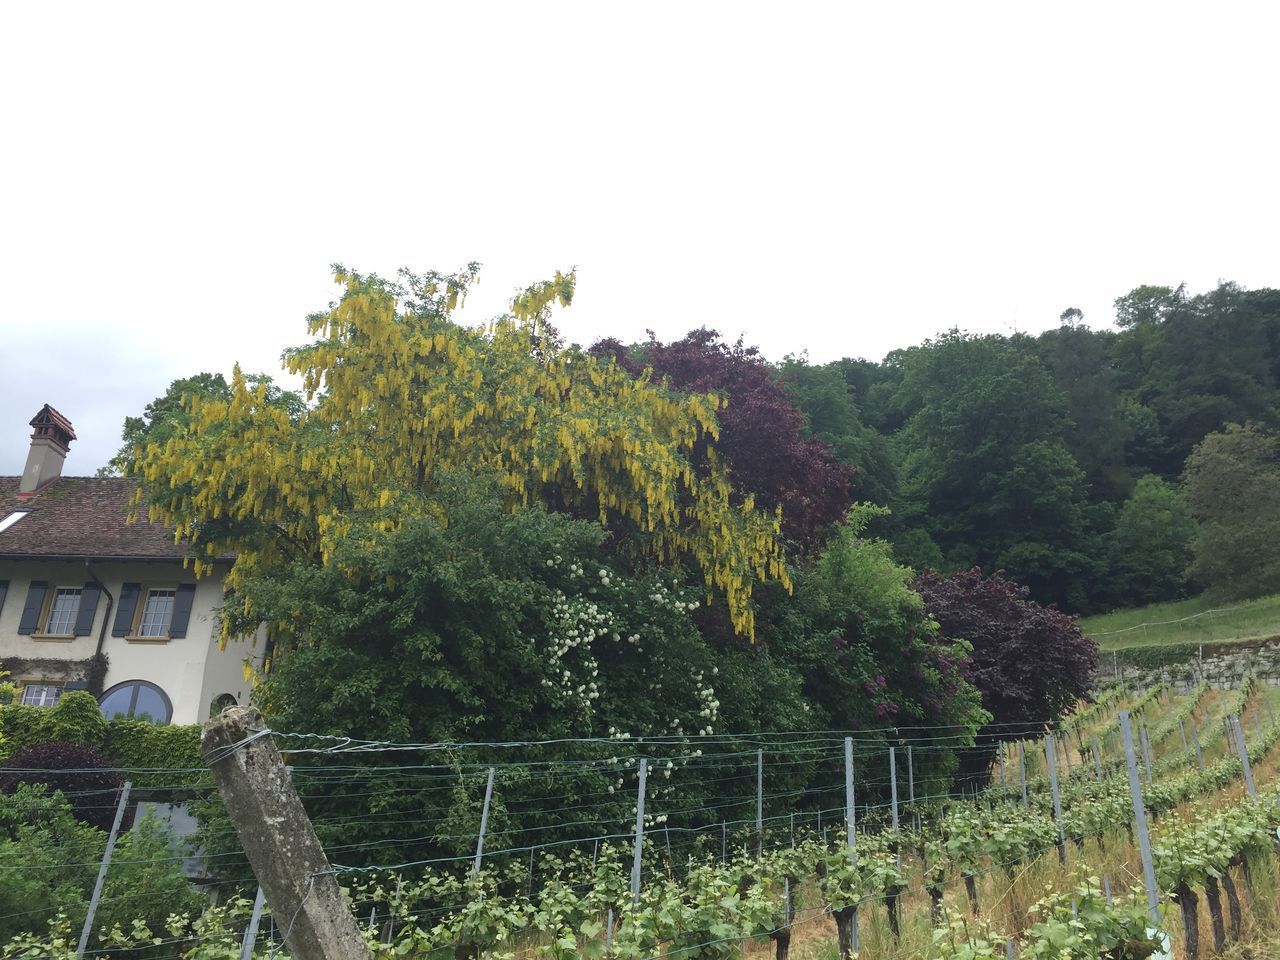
xmin=99 ymin=680 xmax=172 ymax=724
xmin=21 ymin=683 xmax=62 ymax=707
xmin=209 ymin=693 xmax=238 ymax=717
xmin=137 ymin=589 xmax=176 ymax=637
xmin=44 ymin=587 xmax=82 ymax=635
xmin=112 ymin=583 xmax=196 ymax=640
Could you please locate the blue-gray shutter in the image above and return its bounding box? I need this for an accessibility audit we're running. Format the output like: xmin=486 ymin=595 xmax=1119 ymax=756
xmin=17 ymin=581 xmax=47 ymax=635
xmin=0 ymin=580 xmax=7 ymax=618
xmin=73 ymin=582 xmax=102 ymax=636
xmin=113 ymin=583 xmax=141 ymax=636
xmin=169 ymin=584 xmax=197 ymax=638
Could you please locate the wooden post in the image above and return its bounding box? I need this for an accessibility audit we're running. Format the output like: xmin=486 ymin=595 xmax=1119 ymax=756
xmin=202 ymin=707 xmax=371 ymax=960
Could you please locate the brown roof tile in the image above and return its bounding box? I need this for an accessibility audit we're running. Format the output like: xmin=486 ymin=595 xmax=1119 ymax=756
xmin=0 ymin=476 xmax=189 ymax=560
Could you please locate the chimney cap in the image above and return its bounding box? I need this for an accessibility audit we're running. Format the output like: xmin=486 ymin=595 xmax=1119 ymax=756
xmin=29 ymin=404 xmax=76 ymax=451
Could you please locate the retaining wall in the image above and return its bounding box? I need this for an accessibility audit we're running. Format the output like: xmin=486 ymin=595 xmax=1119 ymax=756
xmin=1094 ymin=635 xmax=1280 ymax=691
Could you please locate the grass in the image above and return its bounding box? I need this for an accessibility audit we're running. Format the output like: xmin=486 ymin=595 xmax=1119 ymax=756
xmin=1078 ymin=593 xmax=1280 ymax=651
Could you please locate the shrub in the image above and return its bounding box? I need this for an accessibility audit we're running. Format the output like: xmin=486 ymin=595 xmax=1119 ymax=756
xmin=0 ymin=692 xmax=107 ymax=760
xmin=44 ymin=692 xmax=108 ymax=747
xmin=0 ymin=742 xmax=127 ymax=832
xmin=96 ymin=814 xmax=205 ymax=950
xmin=104 ymin=720 xmax=201 ymax=779
xmin=0 ymin=784 xmax=102 ymax=942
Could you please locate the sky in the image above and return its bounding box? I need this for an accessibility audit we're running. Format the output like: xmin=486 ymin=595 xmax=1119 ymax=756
xmin=3 ymin=2 xmax=1280 ymax=475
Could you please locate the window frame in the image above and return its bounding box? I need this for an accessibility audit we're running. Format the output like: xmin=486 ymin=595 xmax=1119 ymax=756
xmin=39 ymin=586 xmax=83 ymax=637
xmin=20 ymin=682 xmax=63 ymax=707
xmin=132 ymin=585 xmax=179 ymax=639
xmin=98 ymin=679 xmax=173 ymax=724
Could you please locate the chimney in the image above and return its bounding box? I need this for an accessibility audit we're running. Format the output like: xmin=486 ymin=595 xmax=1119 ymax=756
xmin=19 ymin=404 xmax=76 ymax=496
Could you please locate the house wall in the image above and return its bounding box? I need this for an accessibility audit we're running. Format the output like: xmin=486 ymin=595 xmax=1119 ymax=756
xmin=0 ymin=559 xmax=255 ymax=725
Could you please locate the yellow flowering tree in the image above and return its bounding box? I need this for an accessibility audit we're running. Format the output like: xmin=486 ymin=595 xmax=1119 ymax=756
xmin=132 ymin=265 xmax=789 ymax=638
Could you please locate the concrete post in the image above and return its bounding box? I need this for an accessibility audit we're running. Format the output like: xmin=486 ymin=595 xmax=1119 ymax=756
xmin=202 ymin=707 xmax=371 ymax=960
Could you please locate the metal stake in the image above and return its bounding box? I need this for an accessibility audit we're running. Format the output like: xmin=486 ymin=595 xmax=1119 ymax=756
xmin=889 ymin=747 xmax=899 ymax=831
xmin=907 ymin=744 xmax=915 ymax=803
xmin=1119 ymin=711 xmax=1160 ymax=925
xmin=1018 ymin=741 xmax=1028 ymax=809
xmin=1231 ymin=716 xmax=1257 ymax=798
xmin=473 ymin=767 xmax=496 ymax=875
xmin=844 ymin=737 xmax=860 ymax=952
xmin=77 ymin=781 xmax=132 ymax=959
xmin=630 ymin=759 xmax=648 ymax=909
xmin=1138 ymin=725 xmax=1153 ymax=788
xmin=240 ymin=886 xmax=266 ymax=960
xmin=1045 ymin=735 xmax=1066 ymax=865
xmin=756 ymin=748 xmax=764 ymax=857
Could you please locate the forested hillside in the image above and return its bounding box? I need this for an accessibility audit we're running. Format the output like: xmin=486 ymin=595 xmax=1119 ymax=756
xmin=768 ymin=282 xmax=1280 ymax=614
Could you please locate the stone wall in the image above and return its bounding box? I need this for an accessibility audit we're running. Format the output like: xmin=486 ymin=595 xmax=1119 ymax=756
xmin=1094 ymin=636 xmax=1280 ymax=691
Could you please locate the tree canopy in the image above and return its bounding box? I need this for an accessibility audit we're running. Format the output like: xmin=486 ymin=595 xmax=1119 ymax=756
xmin=132 ymin=267 xmax=789 ymax=639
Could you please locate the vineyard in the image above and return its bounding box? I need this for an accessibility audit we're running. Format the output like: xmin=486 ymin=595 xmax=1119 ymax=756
xmin=8 ymin=679 xmax=1280 ymax=960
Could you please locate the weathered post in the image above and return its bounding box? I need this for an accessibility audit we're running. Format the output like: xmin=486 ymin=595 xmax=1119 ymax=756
xmin=202 ymin=707 xmax=371 ymax=960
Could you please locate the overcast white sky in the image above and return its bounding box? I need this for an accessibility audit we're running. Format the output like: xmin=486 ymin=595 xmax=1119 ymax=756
xmin=3 ymin=2 xmax=1279 ymax=475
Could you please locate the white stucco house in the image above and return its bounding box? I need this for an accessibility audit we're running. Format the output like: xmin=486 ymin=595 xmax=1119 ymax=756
xmin=0 ymin=405 xmax=255 ymax=725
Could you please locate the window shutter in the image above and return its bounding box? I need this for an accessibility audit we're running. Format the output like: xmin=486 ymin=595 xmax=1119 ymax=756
xmin=169 ymin=584 xmax=197 ymax=638
xmin=113 ymin=583 xmax=141 ymax=637
xmin=74 ymin=582 xmax=102 ymax=636
xmin=17 ymin=581 xmax=47 ymax=635
xmin=0 ymin=580 xmax=8 ymax=618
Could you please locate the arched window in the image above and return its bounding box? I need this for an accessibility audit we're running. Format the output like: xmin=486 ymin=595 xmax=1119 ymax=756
xmin=209 ymin=693 xmax=238 ymax=717
xmin=99 ymin=680 xmax=172 ymax=724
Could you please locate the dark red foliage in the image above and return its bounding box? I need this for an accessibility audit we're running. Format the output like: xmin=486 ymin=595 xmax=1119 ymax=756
xmin=591 ymin=329 xmax=853 ymax=547
xmin=0 ymin=742 xmax=130 ymax=832
xmin=912 ymin=568 xmax=1099 ymax=739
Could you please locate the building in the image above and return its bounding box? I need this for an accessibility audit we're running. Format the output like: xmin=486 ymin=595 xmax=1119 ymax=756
xmin=0 ymin=405 xmax=253 ymax=725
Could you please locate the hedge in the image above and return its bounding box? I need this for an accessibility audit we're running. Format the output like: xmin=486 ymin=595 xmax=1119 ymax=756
xmin=0 ymin=692 xmax=203 ymax=792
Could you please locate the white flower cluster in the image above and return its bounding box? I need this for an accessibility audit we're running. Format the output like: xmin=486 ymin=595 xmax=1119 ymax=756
xmin=693 ymin=670 xmax=719 ymax=736
xmin=538 ymin=585 xmax=609 ymax=711
xmin=646 ymin=580 xmax=699 ymax=614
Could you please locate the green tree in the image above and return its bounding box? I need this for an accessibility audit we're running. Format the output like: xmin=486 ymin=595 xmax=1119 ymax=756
xmin=1182 ymin=423 xmax=1280 ymax=600
xmin=98 ymin=373 xmax=234 ymax=476
xmin=1108 ymin=475 xmax=1196 ymax=605
xmin=1112 ymin=283 xmax=1280 ymax=476
xmin=1113 ymin=284 xmax=1179 ymax=329
xmin=890 ymin=332 xmax=1098 ymax=609
xmin=131 ymin=266 xmax=788 ymax=640
xmin=1034 ymin=325 xmax=1133 ymax=502
xmin=778 ymin=358 xmax=897 ymax=506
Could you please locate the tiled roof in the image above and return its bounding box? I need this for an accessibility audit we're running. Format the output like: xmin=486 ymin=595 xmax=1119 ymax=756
xmin=0 ymin=476 xmax=188 ymax=560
